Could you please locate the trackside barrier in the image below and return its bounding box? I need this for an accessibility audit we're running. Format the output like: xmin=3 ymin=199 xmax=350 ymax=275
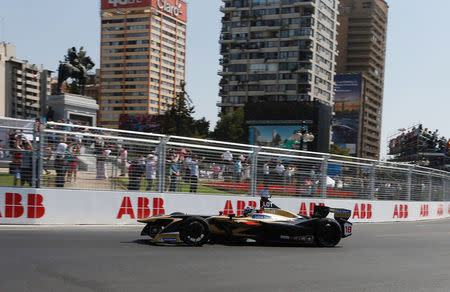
xmin=0 ymin=187 xmax=449 ymax=224
xmin=1 ymin=118 xmax=449 ymax=202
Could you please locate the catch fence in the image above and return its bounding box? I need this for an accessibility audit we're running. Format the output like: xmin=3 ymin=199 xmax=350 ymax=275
xmin=0 ymin=118 xmax=449 ymax=201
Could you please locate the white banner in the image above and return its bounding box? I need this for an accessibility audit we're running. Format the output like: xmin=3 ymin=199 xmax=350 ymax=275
xmin=0 ymin=187 xmax=448 ymax=224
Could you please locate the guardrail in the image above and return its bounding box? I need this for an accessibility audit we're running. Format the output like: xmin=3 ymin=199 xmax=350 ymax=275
xmin=0 ymin=118 xmax=449 ymax=201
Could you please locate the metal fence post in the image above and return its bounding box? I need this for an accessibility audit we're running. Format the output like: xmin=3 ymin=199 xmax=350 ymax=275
xmin=32 ymin=121 xmax=40 ymax=188
xmin=406 ymin=166 xmax=412 ymax=201
xmin=428 ymin=173 xmax=433 ymax=201
xmin=320 ymin=155 xmax=329 ymax=199
xmin=250 ymin=147 xmax=260 ymax=197
xmin=157 ymin=136 xmax=169 ymax=193
xmin=369 ymin=162 xmax=376 ymax=200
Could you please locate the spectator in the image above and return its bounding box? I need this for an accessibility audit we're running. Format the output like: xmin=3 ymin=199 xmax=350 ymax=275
xmin=145 ymin=154 xmax=157 ymax=191
xmin=20 ymin=140 xmax=33 ymax=187
xmin=128 ymin=157 xmax=145 ymax=190
xmin=119 ymin=146 xmax=128 ymax=176
xmin=234 ymin=158 xmax=242 ymax=182
xmin=263 ymin=161 xmax=271 ymax=187
xmin=274 ymin=160 xmax=285 ymax=185
xmin=221 ymin=150 xmax=233 ymax=181
xmin=212 ymin=163 xmax=221 ymax=180
xmin=54 ymin=141 xmax=68 ymax=188
xmin=96 ymin=147 xmax=109 ymax=179
xmin=188 ymin=154 xmax=203 ymax=193
xmin=168 ymin=153 xmax=180 ymax=192
xmin=43 ymin=146 xmax=53 ymax=175
xmin=66 ymin=144 xmax=79 ymax=183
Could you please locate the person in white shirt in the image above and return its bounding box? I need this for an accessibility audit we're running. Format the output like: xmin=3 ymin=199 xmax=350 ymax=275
xmin=145 ymin=154 xmax=157 ymax=191
xmin=119 ymin=146 xmax=128 ymax=176
xmin=274 ymin=161 xmax=285 ymax=186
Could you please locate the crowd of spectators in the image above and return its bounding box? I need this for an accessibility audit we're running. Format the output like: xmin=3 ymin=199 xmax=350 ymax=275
xmin=389 ymin=125 xmax=450 ymax=156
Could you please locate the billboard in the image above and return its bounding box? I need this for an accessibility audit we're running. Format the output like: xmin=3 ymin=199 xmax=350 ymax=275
xmin=119 ymin=114 xmax=162 ymax=132
xmin=101 ymin=0 xmax=151 ymax=9
xmin=101 ymin=0 xmax=187 ymax=22
xmin=332 ymin=74 xmax=362 ymax=155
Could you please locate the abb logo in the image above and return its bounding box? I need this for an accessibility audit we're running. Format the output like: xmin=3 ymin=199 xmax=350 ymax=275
xmin=352 ymin=203 xmax=372 ymax=219
xmin=117 ymin=197 xmax=164 ymax=219
xmin=223 ymin=200 xmax=258 ymax=216
xmin=299 ymin=202 xmax=325 ymax=216
xmin=420 ymin=204 xmax=429 ymax=217
xmin=437 ymin=204 xmax=444 ymax=216
xmin=393 ymin=204 xmax=408 ymax=218
xmin=0 ymin=193 xmax=45 ymax=219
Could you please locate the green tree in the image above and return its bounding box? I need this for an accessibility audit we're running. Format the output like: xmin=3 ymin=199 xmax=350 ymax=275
xmin=330 ymin=143 xmax=351 ymax=156
xmin=211 ymin=108 xmax=247 ymax=143
xmin=161 ymin=81 xmax=210 ymax=138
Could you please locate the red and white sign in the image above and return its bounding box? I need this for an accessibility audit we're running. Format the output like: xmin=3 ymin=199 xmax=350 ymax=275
xmin=102 ymin=0 xmax=151 ymax=9
xmin=101 ymin=0 xmax=187 ymax=22
xmin=0 ymin=187 xmax=449 ymax=225
xmin=153 ymin=0 xmax=187 ymax=22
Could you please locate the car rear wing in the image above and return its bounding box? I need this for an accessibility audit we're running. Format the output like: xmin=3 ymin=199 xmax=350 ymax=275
xmin=313 ymin=205 xmax=351 ymax=221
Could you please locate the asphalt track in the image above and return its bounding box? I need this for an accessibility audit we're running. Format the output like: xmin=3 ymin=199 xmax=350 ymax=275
xmin=1 ymin=220 xmax=450 ymax=292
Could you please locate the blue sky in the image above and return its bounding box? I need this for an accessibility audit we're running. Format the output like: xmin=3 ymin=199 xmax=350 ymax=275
xmin=1 ymin=0 xmax=449 ymax=158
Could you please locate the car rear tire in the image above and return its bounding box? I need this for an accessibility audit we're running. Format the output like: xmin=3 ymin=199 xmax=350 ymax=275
xmin=316 ymin=219 xmax=342 ymax=247
xmin=180 ymin=217 xmax=210 ymax=246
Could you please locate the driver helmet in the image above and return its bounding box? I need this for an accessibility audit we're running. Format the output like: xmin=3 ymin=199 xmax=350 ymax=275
xmin=243 ymin=206 xmax=255 ymax=217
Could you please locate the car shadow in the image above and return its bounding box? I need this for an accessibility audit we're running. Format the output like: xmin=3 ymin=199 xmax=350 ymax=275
xmin=128 ymin=238 xmax=342 ymax=248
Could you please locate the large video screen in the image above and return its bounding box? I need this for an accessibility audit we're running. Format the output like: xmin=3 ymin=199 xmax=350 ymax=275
xmin=249 ymin=125 xmax=310 ymax=149
xmin=332 ymin=74 xmax=362 ymax=155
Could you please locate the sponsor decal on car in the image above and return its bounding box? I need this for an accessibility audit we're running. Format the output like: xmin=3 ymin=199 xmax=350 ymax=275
xmin=251 ymin=214 xmax=271 ymax=219
xmin=280 ymin=235 xmax=314 ymax=242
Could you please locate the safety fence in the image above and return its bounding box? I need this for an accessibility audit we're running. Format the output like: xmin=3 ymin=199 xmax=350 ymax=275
xmin=0 ymin=118 xmax=449 ymax=201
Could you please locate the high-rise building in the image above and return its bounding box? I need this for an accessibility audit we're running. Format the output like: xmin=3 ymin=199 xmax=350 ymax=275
xmin=0 ymin=42 xmax=52 ymax=119
xmin=217 ymin=0 xmax=339 ymax=150
xmin=335 ymin=0 xmax=388 ymax=159
xmin=99 ymin=0 xmax=187 ymax=128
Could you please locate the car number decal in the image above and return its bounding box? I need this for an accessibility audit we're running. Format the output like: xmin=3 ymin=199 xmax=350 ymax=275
xmin=344 ymin=222 xmax=352 ymax=236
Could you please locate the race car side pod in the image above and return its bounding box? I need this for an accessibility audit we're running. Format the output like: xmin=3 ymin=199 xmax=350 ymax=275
xmin=312 ymin=205 xmax=352 ymax=221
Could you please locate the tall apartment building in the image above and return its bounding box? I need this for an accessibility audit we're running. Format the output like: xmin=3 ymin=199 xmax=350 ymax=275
xmin=0 ymin=42 xmax=52 ymax=119
xmin=218 ymin=0 xmax=339 ymax=113
xmin=217 ymin=0 xmax=339 ymax=151
xmin=335 ymin=0 xmax=388 ymax=159
xmin=100 ymin=0 xmax=187 ymax=128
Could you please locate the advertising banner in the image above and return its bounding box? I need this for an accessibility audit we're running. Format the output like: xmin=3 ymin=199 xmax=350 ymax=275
xmin=101 ymin=0 xmax=187 ymax=22
xmin=0 ymin=188 xmax=449 ymax=225
xmin=119 ymin=114 xmax=162 ymax=132
xmin=332 ymin=74 xmax=362 ymax=155
xmin=101 ymin=0 xmax=151 ymax=10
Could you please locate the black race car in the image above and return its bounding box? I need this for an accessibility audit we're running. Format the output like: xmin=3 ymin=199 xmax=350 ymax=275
xmin=138 ymin=199 xmax=352 ymax=247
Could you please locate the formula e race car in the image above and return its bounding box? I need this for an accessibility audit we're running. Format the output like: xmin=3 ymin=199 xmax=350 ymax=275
xmin=138 ymin=199 xmax=352 ymax=247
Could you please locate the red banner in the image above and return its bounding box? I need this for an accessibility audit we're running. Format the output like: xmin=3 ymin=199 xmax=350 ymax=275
xmin=102 ymin=0 xmax=187 ymax=23
xmin=101 ymin=0 xmax=151 ymax=10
